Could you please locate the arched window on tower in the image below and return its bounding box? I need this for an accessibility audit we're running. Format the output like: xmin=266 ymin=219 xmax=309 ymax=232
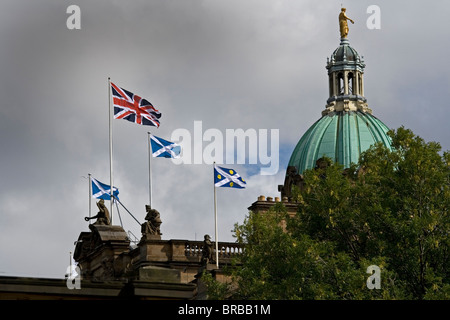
xmin=359 ymin=74 xmax=364 ymax=96
xmin=348 ymin=72 xmax=354 ymax=95
xmin=338 ymin=72 xmax=344 ymax=95
xmin=329 ymin=74 xmax=333 ymax=97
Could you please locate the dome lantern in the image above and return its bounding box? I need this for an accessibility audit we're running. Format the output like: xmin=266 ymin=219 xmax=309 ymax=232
xmin=279 ymin=9 xmax=393 ymax=200
xmin=323 ymin=38 xmax=372 ymax=116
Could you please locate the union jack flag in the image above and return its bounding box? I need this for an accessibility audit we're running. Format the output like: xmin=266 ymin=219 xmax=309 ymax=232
xmin=111 ymin=82 xmax=161 ymax=127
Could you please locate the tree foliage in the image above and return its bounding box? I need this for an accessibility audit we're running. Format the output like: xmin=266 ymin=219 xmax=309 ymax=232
xmin=204 ymin=127 xmax=449 ymax=299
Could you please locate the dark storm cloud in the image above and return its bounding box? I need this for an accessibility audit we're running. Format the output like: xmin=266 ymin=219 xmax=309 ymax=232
xmin=0 ymin=0 xmax=448 ymax=277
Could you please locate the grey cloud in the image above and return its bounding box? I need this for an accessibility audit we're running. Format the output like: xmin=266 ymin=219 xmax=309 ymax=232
xmin=0 ymin=0 xmax=448 ymax=278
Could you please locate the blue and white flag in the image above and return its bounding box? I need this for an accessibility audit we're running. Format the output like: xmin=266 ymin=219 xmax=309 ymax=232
xmin=214 ymin=165 xmax=246 ymax=189
xmin=91 ymin=177 xmax=119 ymax=201
xmin=150 ymin=134 xmax=181 ymax=158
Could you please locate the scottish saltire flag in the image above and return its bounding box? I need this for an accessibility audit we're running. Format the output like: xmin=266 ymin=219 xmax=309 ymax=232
xmin=111 ymin=82 xmax=161 ymax=127
xmin=91 ymin=177 xmax=119 ymax=201
xmin=150 ymin=134 xmax=181 ymax=158
xmin=214 ymin=165 xmax=246 ymax=189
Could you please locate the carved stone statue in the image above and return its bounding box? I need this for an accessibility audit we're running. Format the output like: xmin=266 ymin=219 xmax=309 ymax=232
xmin=278 ymin=166 xmax=304 ymax=200
xmin=141 ymin=205 xmax=162 ymax=240
xmin=339 ymin=8 xmax=354 ymax=38
xmin=201 ymin=234 xmax=214 ymax=266
xmin=84 ymin=199 xmax=111 ymax=225
xmin=315 ymin=157 xmax=330 ymax=170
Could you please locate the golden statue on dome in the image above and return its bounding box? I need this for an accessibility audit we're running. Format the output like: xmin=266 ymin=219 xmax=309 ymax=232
xmin=339 ymin=8 xmax=354 ymax=38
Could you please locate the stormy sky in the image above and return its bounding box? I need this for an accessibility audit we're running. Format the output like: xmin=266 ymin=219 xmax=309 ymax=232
xmin=0 ymin=1 xmax=448 ymax=278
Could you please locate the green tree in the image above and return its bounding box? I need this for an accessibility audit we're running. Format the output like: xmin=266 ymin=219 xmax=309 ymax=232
xmin=354 ymin=127 xmax=450 ymax=299
xmin=204 ymin=127 xmax=449 ymax=299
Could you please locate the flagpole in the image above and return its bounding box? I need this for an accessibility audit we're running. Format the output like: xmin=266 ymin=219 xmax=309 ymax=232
xmin=69 ymin=251 xmax=72 ymax=278
xmin=108 ymin=77 xmax=114 ymax=224
xmin=214 ymin=162 xmax=219 ymax=269
xmin=148 ymin=132 xmax=153 ymax=208
xmin=88 ymin=173 xmax=92 ymax=218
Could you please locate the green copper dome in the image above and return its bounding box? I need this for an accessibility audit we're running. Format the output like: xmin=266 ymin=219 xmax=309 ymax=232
xmin=279 ymin=15 xmax=393 ymax=200
xmin=285 ymin=37 xmax=393 ymax=175
xmin=288 ymin=110 xmax=392 ymax=174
